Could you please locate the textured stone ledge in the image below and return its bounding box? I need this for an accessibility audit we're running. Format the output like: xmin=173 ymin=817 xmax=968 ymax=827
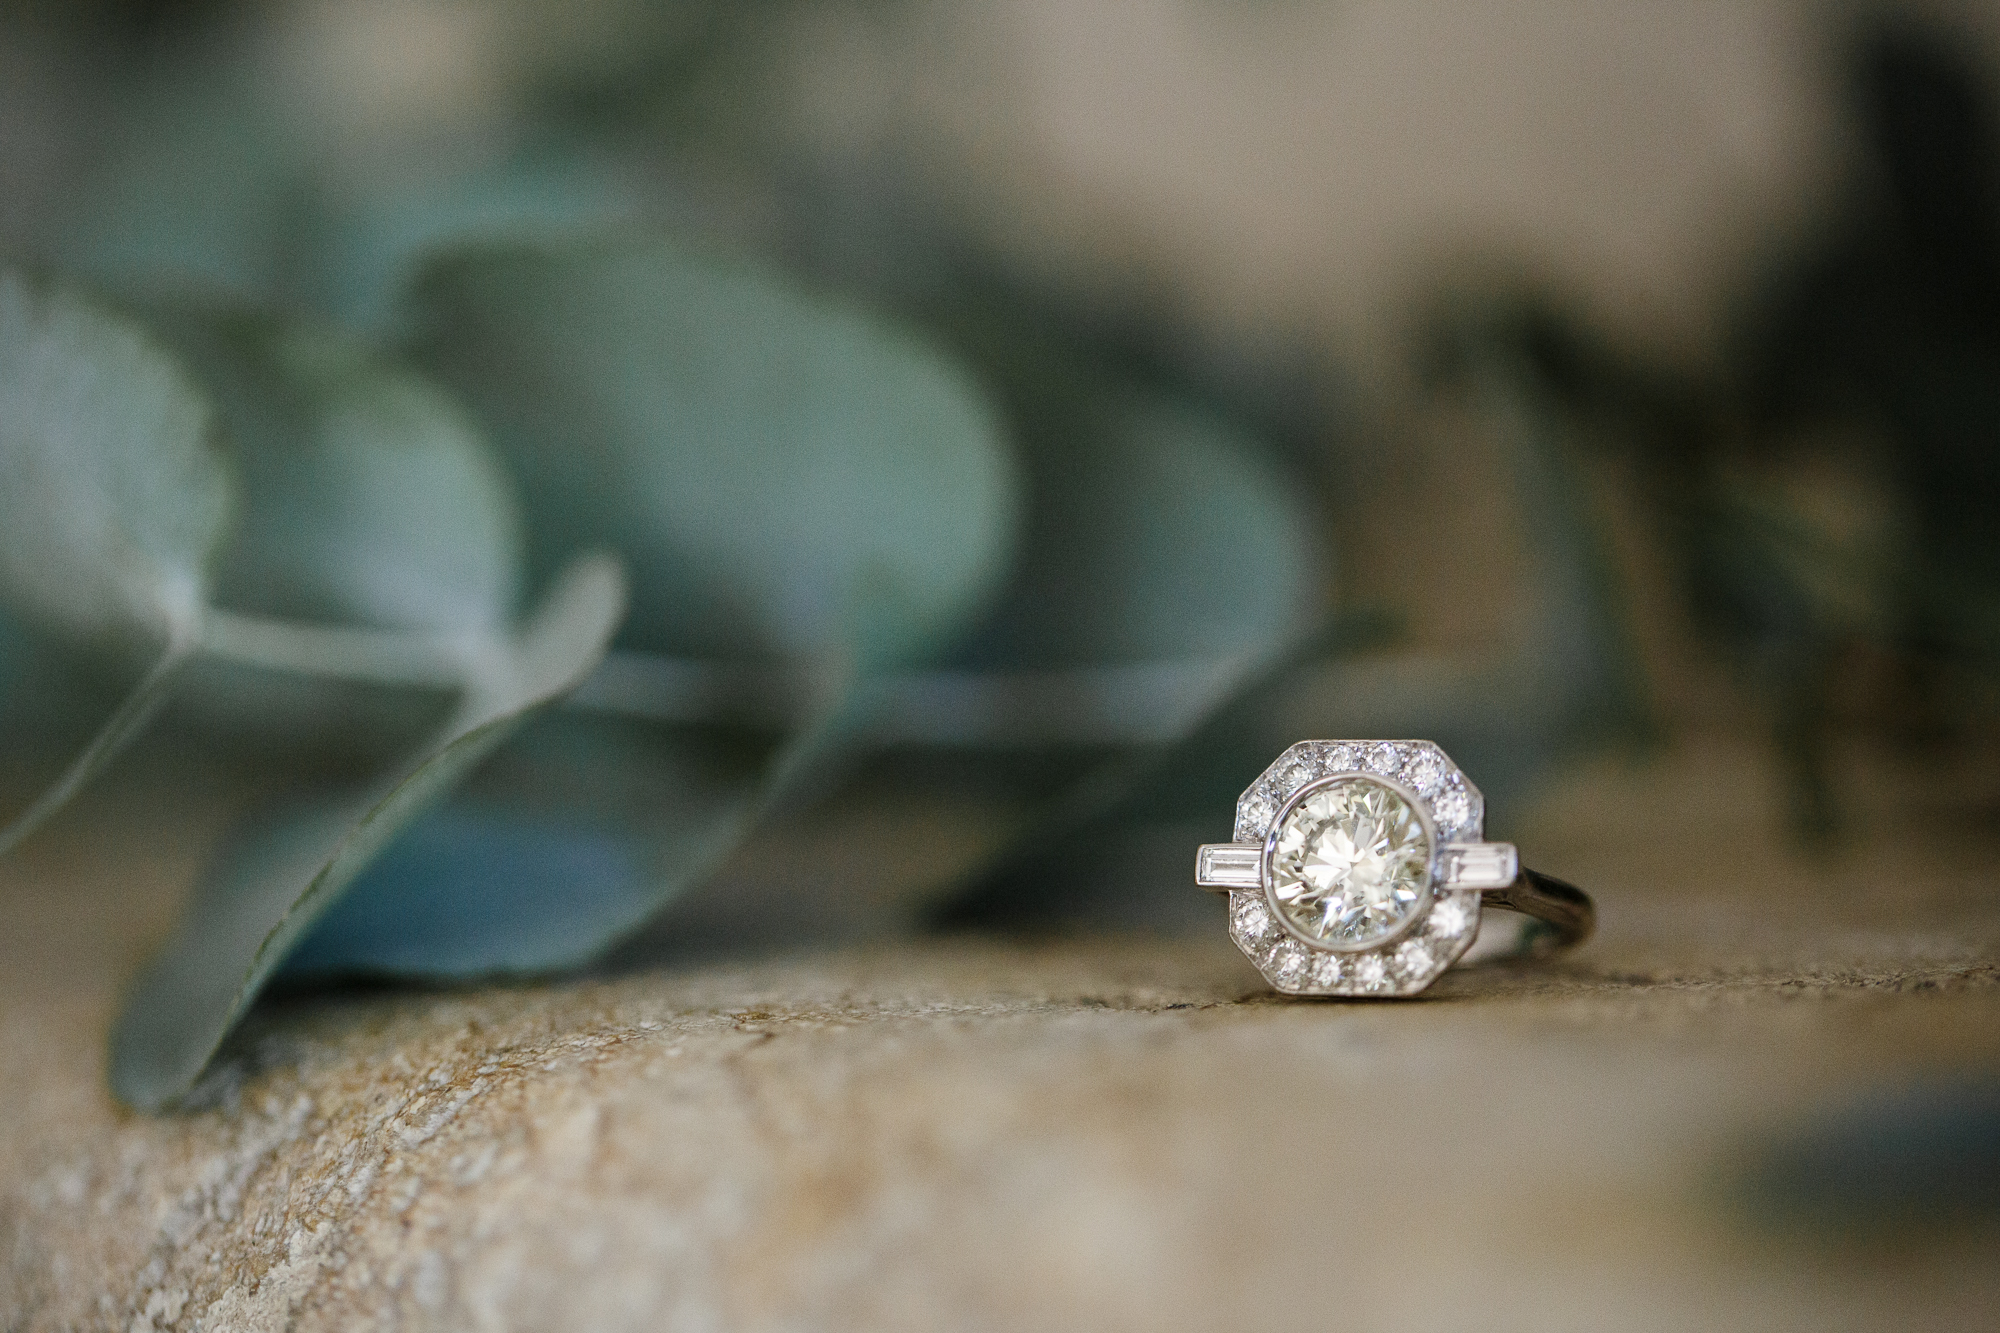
xmin=4 ymin=740 xmax=1999 ymax=1330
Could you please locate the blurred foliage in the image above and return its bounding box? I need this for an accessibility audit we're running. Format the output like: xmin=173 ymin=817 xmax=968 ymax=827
xmin=405 ymin=235 xmax=1019 ymax=664
xmin=111 ymin=556 xmax=625 ymax=1110
xmin=1506 ymin=20 xmax=2000 ymax=838
xmin=13 ymin=0 xmax=1990 ymax=1105
xmin=0 ymin=1 xmax=1356 ymax=1107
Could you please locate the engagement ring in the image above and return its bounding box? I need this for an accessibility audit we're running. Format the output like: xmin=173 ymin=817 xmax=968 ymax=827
xmin=1195 ymin=740 xmax=1592 ymax=996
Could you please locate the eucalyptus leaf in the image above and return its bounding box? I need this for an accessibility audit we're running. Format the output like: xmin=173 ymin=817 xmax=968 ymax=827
xmin=126 ymin=300 xmax=525 ymax=752
xmin=270 ymin=576 xmax=923 ymax=982
xmin=404 ymin=235 xmax=1020 ymax=665
xmin=388 ymin=235 xmax=1034 ymax=963
xmin=108 ymin=555 xmax=626 ymax=1111
xmin=948 ymin=389 xmax=1324 ymax=669
xmin=274 ymin=770 xmax=659 ymax=982
xmin=149 ymin=302 xmax=524 ymax=635
xmin=563 ymin=386 xmax=1326 ymax=744
xmin=0 ymin=267 xmax=233 ymax=649
xmin=0 ymin=268 xmax=234 ymax=852
xmin=566 ymin=383 xmax=1334 ymax=939
xmin=806 ymin=320 xmax=1333 ymax=916
xmin=307 ymin=152 xmax=646 ymax=333
xmin=863 ymin=263 xmax=1332 ymax=677
xmin=272 ymin=705 xmax=838 ymax=980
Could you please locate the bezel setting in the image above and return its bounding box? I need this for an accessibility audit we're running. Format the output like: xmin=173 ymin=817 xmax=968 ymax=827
xmin=1261 ymin=772 xmax=1437 ymax=953
xmin=1225 ymin=739 xmax=1486 ymax=997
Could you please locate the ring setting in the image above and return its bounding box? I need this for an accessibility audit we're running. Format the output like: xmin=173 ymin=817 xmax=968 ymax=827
xmin=1195 ymin=739 xmax=1592 ymax=997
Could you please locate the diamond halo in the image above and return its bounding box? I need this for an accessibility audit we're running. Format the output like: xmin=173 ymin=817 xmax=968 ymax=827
xmin=1223 ymin=740 xmax=1486 ymax=997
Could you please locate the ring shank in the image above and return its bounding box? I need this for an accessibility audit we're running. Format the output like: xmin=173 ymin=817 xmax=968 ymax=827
xmin=1480 ymin=867 xmax=1594 ymax=954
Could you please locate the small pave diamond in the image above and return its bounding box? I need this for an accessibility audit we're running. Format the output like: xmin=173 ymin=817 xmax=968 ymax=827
xmin=1394 ymin=939 xmax=1433 ymax=978
xmin=1353 ymin=954 xmax=1389 ymax=991
xmin=1425 ymin=895 xmax=1472 ymax=941
xmin=1272 ymin=941 xmax=1307 ymax=984
xmin=1433 ymin=780 xmax=1473 ymax=834
xmin=1272 ymin=759 xmax=1312 ymax=797
xmin=1366 ymin=742 xmax=1401 ymax=774
xmin=1268 ymin=776 xmax=1432 ymax=948
xmin=1308 ymin=952 xmax=1342 ymax=987
xmin=1403 ymin=747 xmax=1444 ymax=794
xmin=1324 ymin=744 xmax=1359 ymax=773
xmin=1232 ymin=894 xmax=1275 ymax=942
xmin=1235 ymin=791 xmax=1277 ymax=841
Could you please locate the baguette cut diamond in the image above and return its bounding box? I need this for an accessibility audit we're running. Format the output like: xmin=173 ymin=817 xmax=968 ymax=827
xmin=1268 ymin=776 xmax=1431 ymax=948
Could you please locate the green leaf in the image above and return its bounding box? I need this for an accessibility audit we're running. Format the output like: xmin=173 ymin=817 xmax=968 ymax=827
xmin=0 ymin=269 xmax=234 ymax=854
xmin=180 ymin=237 xmax=1025 ymax=1008
xmin=270 ymin=756 xmax=667 ymax=981
xmin=0 ymin=268 xmax=234 ymax=649
xmin=268 ymin=708 xmax=832 ymax=980
xmin=404 ymin=235 xmax=1021 ymax=665
xmin=373 ymin=236 xmax=1032 ymax=971
xmin=114 ymin=300 xmax=527 ymax=755
xmin=557 ymin=383 xmax=1336 ymax=940
xmin=266 ymin=576 xmax=922 ymax=982
xmin=147 ymin=302 xmax=524 ymax=635
xmin=108 ymin=555 xmax=626 ymax=1111
xmin=948 ymin=389 xmax=1324 ymax=668
xmin=306 ymin=153 xmax=645 ymax=333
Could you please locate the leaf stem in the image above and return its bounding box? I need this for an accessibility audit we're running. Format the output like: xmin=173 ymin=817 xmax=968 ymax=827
xmin=566 ymin=650 xmax=1260 ymax=747
xmin=197 ymin=608 xmax=494 ymax=690
xmin=0 ymin=642 xmax=193 ymax=858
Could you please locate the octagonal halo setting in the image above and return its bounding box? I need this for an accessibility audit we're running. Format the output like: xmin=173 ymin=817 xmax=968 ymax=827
xmin=1225 ymin=740 xmax=1486 ymax=997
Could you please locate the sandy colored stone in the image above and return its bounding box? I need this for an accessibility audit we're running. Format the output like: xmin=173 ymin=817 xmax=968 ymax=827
xmin=2 ymin=736 xmax=1998 ymax=1332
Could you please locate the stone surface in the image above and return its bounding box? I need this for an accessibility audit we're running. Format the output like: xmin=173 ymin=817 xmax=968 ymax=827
xmin=3 ymin=735 xmax=2000 ymax=1331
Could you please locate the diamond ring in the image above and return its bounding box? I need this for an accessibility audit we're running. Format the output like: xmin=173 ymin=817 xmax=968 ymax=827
xmin=1194 ymin=740 xmax=1593 ymax=996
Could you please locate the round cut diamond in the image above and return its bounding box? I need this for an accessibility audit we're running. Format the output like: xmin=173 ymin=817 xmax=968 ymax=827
xmin=1432 ymin=780 xmax=1473 ymax=833
xmin=1267 ymin=777 xmax=1432 ymax=948
xmin=1235 ymin=791 xmax=1277 ymax=841
xmin=1232 ymin=894 xmax=1275 ymax=942
xmin=1271 ymin=759 xmax=1312 ymax=796
xmin=1425 ymin=895 xmax=1472 ymax=941
xmin=1394 ymin=939 xmax=1433 ymax=977
xmin=1403 ymin=747 xmax=1444 ymax=794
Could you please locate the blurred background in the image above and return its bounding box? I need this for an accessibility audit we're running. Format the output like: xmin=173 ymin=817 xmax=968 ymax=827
xmin=1 ymin=0 xmax=1997 ymax=961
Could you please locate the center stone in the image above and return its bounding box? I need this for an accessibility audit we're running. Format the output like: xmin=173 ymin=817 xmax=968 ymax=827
xmin=1267 ymin=776 xmax=1431 ymax=948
